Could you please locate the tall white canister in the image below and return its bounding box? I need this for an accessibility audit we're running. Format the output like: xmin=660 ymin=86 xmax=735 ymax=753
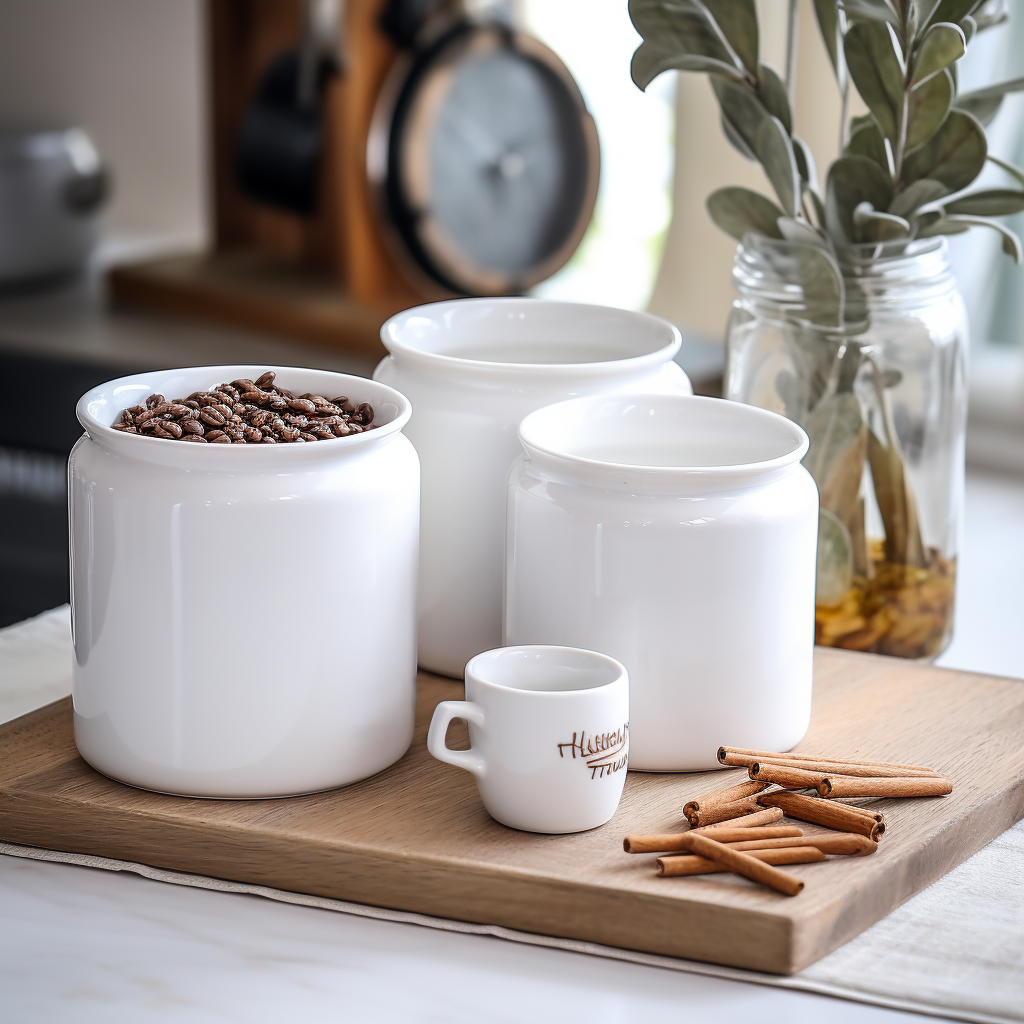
xmin=70 ymin=366 xmax=419 ymax=798
xmin=504 ymin=394 xmax=818 ymax=770
xmin=374 ymin=298 xmax=692 ymax=678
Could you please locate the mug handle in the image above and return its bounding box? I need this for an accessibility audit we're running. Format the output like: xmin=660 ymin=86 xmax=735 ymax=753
xmin=427 ymin=701 xmax=485 ymax=776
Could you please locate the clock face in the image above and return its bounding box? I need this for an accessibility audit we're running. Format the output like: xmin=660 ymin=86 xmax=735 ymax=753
xmin=377 ymin=26 xmax=600 ymax=295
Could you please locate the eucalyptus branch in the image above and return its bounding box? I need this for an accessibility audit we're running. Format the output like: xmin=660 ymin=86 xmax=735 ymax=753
xmin=785 ymin=0 xmax=800 ymax=110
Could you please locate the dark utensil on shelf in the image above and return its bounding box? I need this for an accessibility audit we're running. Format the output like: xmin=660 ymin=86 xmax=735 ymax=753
xmin=235 ymin=0 xmax=342 ymax=216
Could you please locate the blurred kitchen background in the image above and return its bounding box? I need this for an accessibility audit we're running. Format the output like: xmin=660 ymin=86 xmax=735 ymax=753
xmin=0 ymin=0 xmax=1021 ymax=675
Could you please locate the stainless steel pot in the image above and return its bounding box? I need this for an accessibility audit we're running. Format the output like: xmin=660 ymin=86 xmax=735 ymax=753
xmin=0 ymin=127 xmax=110 ymax=286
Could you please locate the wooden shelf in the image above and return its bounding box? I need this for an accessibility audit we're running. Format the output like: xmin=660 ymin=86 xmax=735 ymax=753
xmin=107 ymin=250 xmax=392 ymax=359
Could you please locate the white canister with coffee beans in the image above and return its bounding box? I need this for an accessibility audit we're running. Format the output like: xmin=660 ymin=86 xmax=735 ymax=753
xmin=70 ymin=366 xmax=419 ymax=798
xmin=374 ymin=298 xmax=692 ymax=679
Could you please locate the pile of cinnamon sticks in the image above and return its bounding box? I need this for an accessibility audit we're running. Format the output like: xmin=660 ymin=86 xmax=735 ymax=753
xmin=622 ymin=746 xmax=953 ymax=897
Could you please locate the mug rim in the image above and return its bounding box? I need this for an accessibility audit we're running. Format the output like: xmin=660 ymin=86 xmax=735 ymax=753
xmin=379 ymin=297 xmax=682 ymax=379
xmin=465 ymin=645 xmax=627 ymax=697
xmin=518 ymin=393 xmax=809 ymax=480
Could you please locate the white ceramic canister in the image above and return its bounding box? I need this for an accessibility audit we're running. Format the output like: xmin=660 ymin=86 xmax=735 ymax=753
xmin=374 ymin=298 xmax=692 ymax=678
xmin=70 ymin=366 xmax=419 ymax=798
xmin=504 ymin=394 xmax=817 ymax=771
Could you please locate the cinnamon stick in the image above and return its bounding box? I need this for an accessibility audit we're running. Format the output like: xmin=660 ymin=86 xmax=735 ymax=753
xmin=683 ymin=779 xmax=768 ymax=821
xmin=758 ymin=791 xmax=884 ymax=841
xmin=695 ymin=806 xmax=784 ymax=832
xmin=623 ymin=824 xmax=802 ymax=854
xmin=722 ymin=833 xmax=876 ymax=856
xmin=657 ymin=847 xmax=825 ymax=876
xmin=748 ymin=763 xmax=827 ymax=789
xmin=722 ymin=751 xmax=938 ymax=778
xmin=819 ymin=776 xmax=953 ymax=799
xmin=664 ymin=832 xmax=805 ymax=895
xmin=686 ymin=793 xmax=762 ymax=827
xmin=718 ymin=746 xmax=934 ymax=773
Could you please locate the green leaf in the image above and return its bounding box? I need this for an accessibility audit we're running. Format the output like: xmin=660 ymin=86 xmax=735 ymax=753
xmin=813 ymin=0 xmax=844 ymax=80
xmin=757 ymin=61 xmax=792 ymax=134
xmin=838 ymin=0 xmax=899 ymax=24
xmin=901 ymin=108 xmax=987 ymax=191
xmin=988 ymin=154 xmax=1024 ymax=187
xmin=942 ymin=188 xmax=1024 ymax=216
xmin=827 ymin=155 xmax=894 ymax=243
xmin=793 ymin=135 xmax=819 ymax=190
xmin=906 ymin=69 xmax=953 ymax=149
xmin=920 ymin=0 xmax=982 ymax=33
xmin=701 ymin=0 xmax=759 ymax=77
xmin=959 ymin=15 xmax=976 ymax=44
xmin=631 ymin=43 xmax=746 ymax=89
xmin=846 ymin=118 xmax=891 ymax=172
xmin=628 ymin=0 xmax=740 ymax=72
xmin=853 ymin=202 xmax=912 ymax=240
xmin=816 ymin=508 xmax=854 ymax=607
xmin=777 ymin=216 xmax=828 ymax=246
xmin=936 ymin=214 xmax=1023 ymax=261
xmin=720 ymin=112 xmax=757 ymax=159
xmin=711 ymin=77 xmax=767 ymax=155
xmin=844 ymin=20 xmax=906 ymax=141
xmin=888 ymin=178 xmax=949 ymax=217
xmin=973 ymin=0 xmax=1008 ymax=32
xmin=756 ymin=116 xmax=801 ymax=217
xmin=915 ymin=215 xmax=972 ymax=236
xmin=954 ymin=75 xmax=1024 ymax=128
xmin=706 ymin=187 xmax=785 ymax=240
xmin=787 ymin=245 xmax=846 ymax=324
xmin=912 ymin=23 xmax=965 ymax=85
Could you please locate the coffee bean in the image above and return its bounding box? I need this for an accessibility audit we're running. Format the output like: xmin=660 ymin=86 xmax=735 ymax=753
xmin=112 ymin=377 xmax=376 ymax=444
xmin=200 ymin=408 xmax=226 ymax=427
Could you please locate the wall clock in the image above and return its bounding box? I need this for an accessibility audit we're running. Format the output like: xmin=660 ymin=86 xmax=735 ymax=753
xmin=369 ymin=4 xmax=600 ymax=296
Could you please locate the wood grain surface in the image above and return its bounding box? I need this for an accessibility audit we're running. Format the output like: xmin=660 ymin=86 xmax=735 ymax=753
xmin=2 ymin=648 xmax=1022 ymax=974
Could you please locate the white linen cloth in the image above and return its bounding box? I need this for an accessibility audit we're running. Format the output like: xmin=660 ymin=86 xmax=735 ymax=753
xmin=2 ymin=606 xmax=1022 ymax=1024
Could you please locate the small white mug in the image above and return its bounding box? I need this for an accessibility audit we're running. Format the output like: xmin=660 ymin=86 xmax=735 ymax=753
xmin=427 ymin=645 xmax=629 ymax=834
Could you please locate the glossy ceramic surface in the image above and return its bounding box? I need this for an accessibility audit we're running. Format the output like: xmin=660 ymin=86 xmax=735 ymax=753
xmin=427 ymin=645 xmax=629 ymax=833
xmin=505 ymin=394 xmax=818 ymax=771
xmin=70 ymin=366 xmax=419 ymax=798
xmin=374 ymin=298 xmax=692 ymax=678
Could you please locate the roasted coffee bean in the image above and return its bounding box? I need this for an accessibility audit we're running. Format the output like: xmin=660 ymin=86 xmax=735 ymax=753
xmin=200 ymin=408 xmax=226 ymax=427
xmin=113 ymin=378 xmax=374 ymax=444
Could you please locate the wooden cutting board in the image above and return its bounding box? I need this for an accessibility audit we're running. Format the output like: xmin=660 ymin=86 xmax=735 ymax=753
xmin=2 ymin=648 xmax=1022 ymax=975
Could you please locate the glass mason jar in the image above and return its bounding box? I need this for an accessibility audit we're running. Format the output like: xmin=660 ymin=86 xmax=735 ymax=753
xmin=725 ymin=236 xmax=968 ymax=660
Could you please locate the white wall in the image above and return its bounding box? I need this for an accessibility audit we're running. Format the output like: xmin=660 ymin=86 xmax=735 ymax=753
xmin=0 ymin=0 xmax=207 ymax=245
